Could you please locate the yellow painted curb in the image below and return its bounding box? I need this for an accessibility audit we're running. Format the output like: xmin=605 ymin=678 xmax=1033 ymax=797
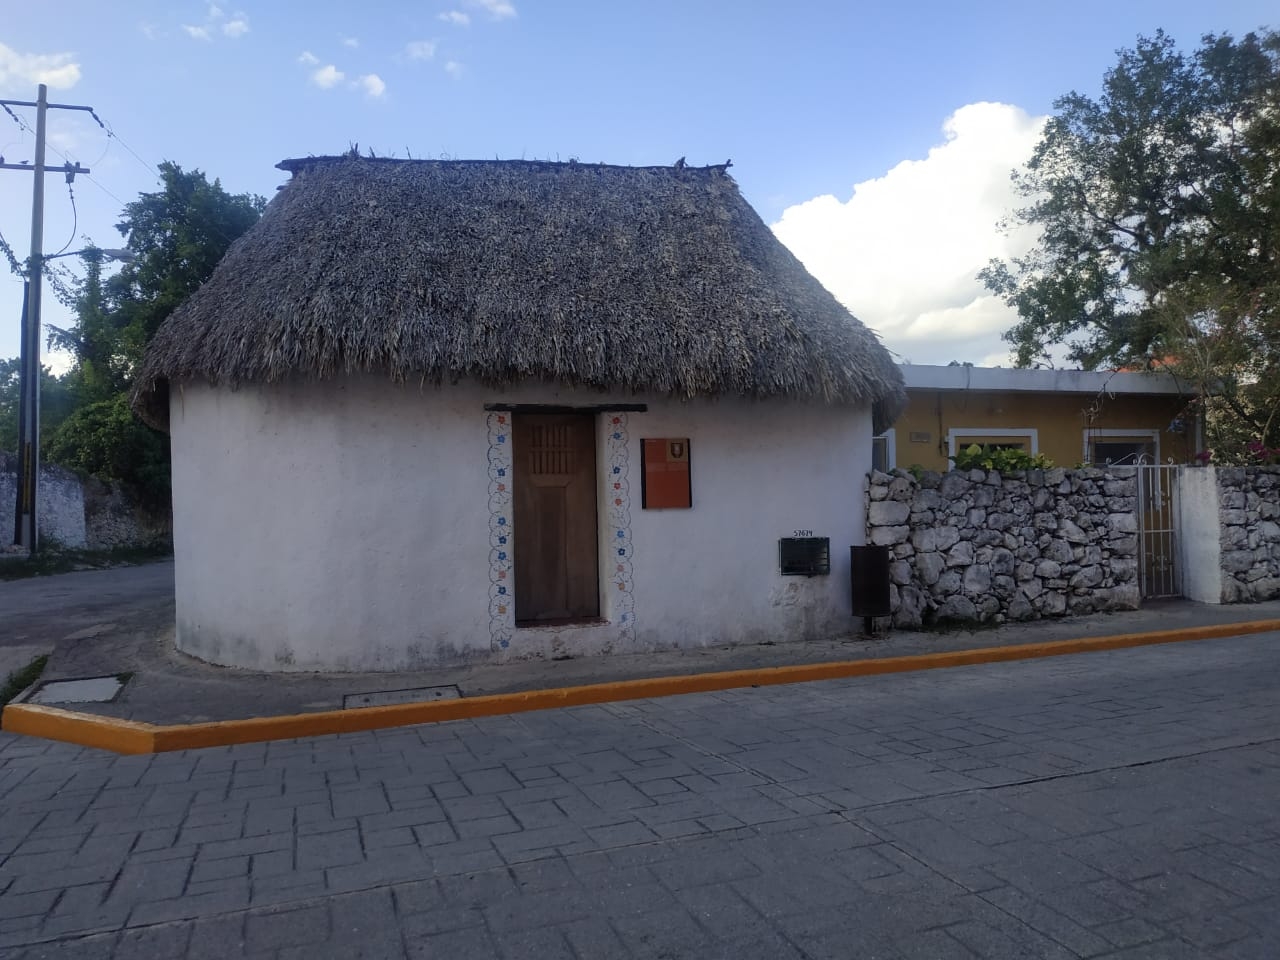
xmin=5 ymin=618 xmax=1279 ymax=755
xmin=2 ymin=704 xmax=155 ymax=755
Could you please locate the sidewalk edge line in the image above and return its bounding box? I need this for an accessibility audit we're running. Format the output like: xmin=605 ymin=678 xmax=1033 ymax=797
xmin=5 ymin=619 xmax=1278 ymax=754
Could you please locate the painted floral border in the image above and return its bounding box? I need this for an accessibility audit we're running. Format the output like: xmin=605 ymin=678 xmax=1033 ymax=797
xmin=487 ymin=410 xmax=635 ymax=651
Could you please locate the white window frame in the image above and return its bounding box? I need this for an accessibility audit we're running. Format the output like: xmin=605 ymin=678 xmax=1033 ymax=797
xmin=872 ymin=428 xmax=896 ymax=472
xmin=946 ymin=427 xmax=1039 ymax=466
xmin=1082 ymin=428 xmax=1160 ymax=466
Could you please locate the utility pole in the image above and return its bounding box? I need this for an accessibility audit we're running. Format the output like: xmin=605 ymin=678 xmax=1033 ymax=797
xmin=1 ymin=84 xmax=93 ymax=553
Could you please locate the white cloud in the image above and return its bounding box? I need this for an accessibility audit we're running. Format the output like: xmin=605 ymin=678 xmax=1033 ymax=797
xmin=298 ymin=50 xmax=319 ymax=65
xmin=311 ymin=64 xmax=344 ymax=89
xmin=771 ymin=102 xmax=1046 ymax=366
xmin=0 ymin=42 xmax=81 ymax=89
xmin=341 ymin=36 xmax=359 ymax=48
xmin=439 ymin=10 xmax=470 ymax=25
xmin=357 ymin=73 xmax=386 ymax=98
xmin=405 ymin=40 xmax=437 ymax=60
xmin=184 ymin=6 xmax=246 ymax=41
xmin=469 ymin=0 xmax=517 ymax=19
xmin=47 ymin=127 xmax=83 ymax=154
xmin=444 ymin=60 xmax=464 ymax=78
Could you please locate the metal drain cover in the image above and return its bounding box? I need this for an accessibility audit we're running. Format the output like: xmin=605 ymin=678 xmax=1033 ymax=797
xmin=343 ymin=685 xmax=462 ymax=709
xmin=30 ymin=676 xmax=125 ymax=704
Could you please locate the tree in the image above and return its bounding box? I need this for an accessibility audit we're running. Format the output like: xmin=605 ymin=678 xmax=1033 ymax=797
xmin=0 ymin=358 xmax=75 ymax=454
xmin=30 ymin=163 xmax=264 ymax=506
xmin=46 ymin=246 xmax=128 ymax=406
xmin=980 ymin=30 xmax=1280 ymax=458
xmin=55 ymin=161 xmax=267 ymax=378
xmin=44 ymin=394 xmax=170 ymax=508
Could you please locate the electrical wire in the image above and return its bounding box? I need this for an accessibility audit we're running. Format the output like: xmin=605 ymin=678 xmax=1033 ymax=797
xmin=79 ymin=173 xmax=129 ymax=209
xmin=50 ymin=178 xmax=78 ymax=258
xmin=1 ymin=102 xmax=24 ymax=130
xmin=89 ymin=109 xmax=157 ymax=178
xmin=1 ymin=101 xmax=82 ymax=171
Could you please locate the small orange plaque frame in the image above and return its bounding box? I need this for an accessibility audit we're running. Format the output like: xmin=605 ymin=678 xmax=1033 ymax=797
xmin=641 ymin=438 xmax=692 ymax=509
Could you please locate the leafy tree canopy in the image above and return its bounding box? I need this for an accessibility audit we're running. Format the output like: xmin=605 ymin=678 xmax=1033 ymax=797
xmin=981 ymin=29 xmax=1280 ymax=457
xmin=8 ymin=161 xmax=264 ymax=507
xmin=0 ymin=358 xmax=75 ymax=454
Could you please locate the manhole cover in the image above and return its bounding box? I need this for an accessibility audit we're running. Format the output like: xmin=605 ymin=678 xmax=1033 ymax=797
xmin=343 ymin=685 xmax=462 ymax=709
xmin=30 ymin=676 xmax=125 ymax=704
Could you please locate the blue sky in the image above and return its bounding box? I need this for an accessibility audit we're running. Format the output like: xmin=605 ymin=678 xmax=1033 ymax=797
xmin=1 ymin=0 xmax=1275 ymax=371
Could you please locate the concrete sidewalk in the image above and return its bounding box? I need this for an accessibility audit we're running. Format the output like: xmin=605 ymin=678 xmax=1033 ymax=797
xmin=11 ymin=565 xmax=1280 ymax=727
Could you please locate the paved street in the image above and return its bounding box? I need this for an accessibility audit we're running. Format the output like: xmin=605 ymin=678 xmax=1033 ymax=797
xmin=1 ymin=562 xmax=175 ymax=645
xmin=2 ymin=633 xmax=1279 ymax=958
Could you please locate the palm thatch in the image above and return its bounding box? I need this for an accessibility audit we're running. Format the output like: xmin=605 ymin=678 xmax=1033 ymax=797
xmin=133 ymin=156 xmax=905 ymax=431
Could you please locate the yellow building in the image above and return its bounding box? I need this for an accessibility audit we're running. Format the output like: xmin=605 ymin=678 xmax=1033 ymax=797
xmin=876 ymin=364 xmax=1201 ymax=473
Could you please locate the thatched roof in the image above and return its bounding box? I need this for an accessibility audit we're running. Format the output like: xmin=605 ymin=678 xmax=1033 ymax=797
xmin=134 ymin=156 xmax=905 ymax=431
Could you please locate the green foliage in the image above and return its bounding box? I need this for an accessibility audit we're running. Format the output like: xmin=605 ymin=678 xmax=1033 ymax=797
xmin=950 ymin=443 xmax=1054 ymax=473
xmin=5 ymin=162 xmax=263 ymax=510
xmin=104 ymin=162 xmax=264 ymax=370
xmin=45 ymin=394 xmax=170 ymax=509
xmin=0 ymin=655 xmax=46 ymax=705
xmin=981 ymin=29 xmax=1280 ymax=459
xmin=0 ymin=358 xmax=77 ymax=453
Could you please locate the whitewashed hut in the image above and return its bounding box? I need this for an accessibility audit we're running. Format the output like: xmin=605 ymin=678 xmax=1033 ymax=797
xmin=134 ymin=156 xmax=905 ymax=671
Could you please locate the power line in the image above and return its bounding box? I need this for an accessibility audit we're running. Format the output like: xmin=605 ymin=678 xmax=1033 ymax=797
xmin=50 ymin=177 xmax=78 ymax=258
xmin=1 ymin=99 xmax=82 ymax=171
xmin=79 ymin=173 xmax=129 ymax=209
xmin=89 ymin=109 xmax=157 ymax=178
xmin=4 ymin=100 xmax=138 ymax=213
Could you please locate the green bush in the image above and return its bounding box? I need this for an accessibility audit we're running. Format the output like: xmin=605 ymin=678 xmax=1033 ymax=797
xmin=45 ymin=393 xmax=170 ymax=510
xmin=950 ymin=443 xmax=1054 ymax=473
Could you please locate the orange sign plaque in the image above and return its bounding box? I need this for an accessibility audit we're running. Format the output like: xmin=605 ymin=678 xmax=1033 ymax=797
xmin=641 ymin=438 xmax=692 ymax=509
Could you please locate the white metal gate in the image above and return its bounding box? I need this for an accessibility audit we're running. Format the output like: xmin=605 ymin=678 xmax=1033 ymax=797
xmin=1136 ymin=464 xmax=1181 ymax=598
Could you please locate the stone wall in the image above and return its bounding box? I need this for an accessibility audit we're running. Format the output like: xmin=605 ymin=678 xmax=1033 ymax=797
xmin=0 ymin=451 xmax=166 ymax=550
xmin=867 ymin=466 xmax=1141 ymax=628
xmin=1215 ymin=466 xmax=1280 ymax=602
xmin=0 ymin=452 xmax=87 ymax=547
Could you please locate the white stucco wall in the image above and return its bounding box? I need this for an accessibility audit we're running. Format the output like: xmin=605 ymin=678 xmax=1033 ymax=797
xmin=1177 ymin=465 xmax=1223 ymax=604
xmin=0 ymin=459 xmax=87 ymax=549
xmin=169 ymin=375 xmax=873 ymax=671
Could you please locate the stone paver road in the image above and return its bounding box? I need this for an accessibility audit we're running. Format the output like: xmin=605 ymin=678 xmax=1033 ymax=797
xmin=2 ymin=633 xmax=1279 ymax=958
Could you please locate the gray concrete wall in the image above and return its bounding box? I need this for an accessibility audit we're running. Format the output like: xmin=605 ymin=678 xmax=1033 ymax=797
xmin=1177 ymin=466 xmax=1226 ymax=604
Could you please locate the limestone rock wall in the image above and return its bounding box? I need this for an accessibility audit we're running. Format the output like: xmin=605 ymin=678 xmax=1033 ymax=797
xmin=1215 ymin=466 xmax=1280 ymax=602
xmin=867 ymin=466 xmax=1141 ymax=628
xmin=1 ymin=451 xmax=166 ymax=550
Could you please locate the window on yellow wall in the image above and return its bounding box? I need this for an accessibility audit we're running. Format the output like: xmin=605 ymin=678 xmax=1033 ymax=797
xmin=946 ymin=428 xmax=1038 ymax=467
xmin=872 ymin=429 xmax=896 ymax=472
xmin=1084 ymin=430 xmax=1159 ymax=466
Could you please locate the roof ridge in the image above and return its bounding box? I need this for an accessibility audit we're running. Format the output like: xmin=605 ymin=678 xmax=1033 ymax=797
xmin=275 ymin=155 xmax=734 ymax=175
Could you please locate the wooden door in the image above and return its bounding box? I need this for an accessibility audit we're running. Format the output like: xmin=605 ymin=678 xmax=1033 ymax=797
xmin=512 ymin=414 xmax=600 ymax=624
